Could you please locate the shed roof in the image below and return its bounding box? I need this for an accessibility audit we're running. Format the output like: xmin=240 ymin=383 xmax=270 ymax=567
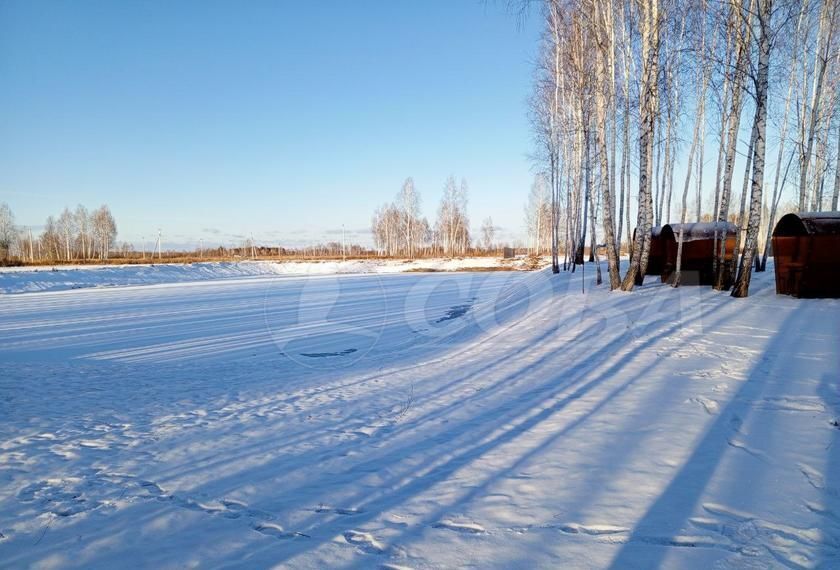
xmin=773 ymin=212 xmax=840 ymax=237
xmin=633 ymin=226 xmax=664 ymax=239
xmin=661 ymin=222 xmax=738 ymax=242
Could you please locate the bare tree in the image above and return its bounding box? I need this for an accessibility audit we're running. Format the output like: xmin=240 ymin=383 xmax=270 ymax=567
xmin=56 ymin=208 xmax=77 ymax=261
xmin=397 ymin=177 xmax=422 ymax=259
xmin=797 ymin=0 xmax=839 ymax=211
xmin=0 ymin=203 xmax=16 ymax=260
xmin=75 ymin=204 xmax=91 ymax=261
xmin=590 ymin=0 xmax=621 ymax=288
xmin=713 ymin=0 xmax=754 ymax=290
xmin=758 ymin=0 xmax=810 ymax=271
xmin=621 ymin=0 xmax=663 ymax=290
xmin=833 ymin=123 xmax=840 ymax=210
xmin=372 ymin=179 xmax=426 ymax=257
xmin=481 ymin=217 xmax=496 ymax=252
xmin=526 ymin=174 xmax=553 ymax=254
xmin=91 ymin=205 xmax=117 ymax=260
xmin=732 ymin=0 xmax=776 ymax=298
xmin=436 ymin=176 xmax=471 ymax=257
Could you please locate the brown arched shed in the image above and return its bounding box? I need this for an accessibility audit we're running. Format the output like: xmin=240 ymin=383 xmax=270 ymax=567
xmin=772 ymin=212 xmax=840 ymax=298
xmin=659 ymin=222 xmax=738 ymax=287
xmin=631 ymin=226 xmax=666 ymax=284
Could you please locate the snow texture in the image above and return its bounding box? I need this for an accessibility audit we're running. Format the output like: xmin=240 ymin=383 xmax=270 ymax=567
xmin=0 ymin=261 xmax=838 ymax=569
xmin=0 ymin=257 xmax=540 ymax=295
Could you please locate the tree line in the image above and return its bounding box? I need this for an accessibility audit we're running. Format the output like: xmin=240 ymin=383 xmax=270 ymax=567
xmin=0 ymin=202 xmax=117 ymax=262
xmin=528 ymin=0 xmax=839 ymax=297
xmin=371 ymin=176 xmax=483 ymax=258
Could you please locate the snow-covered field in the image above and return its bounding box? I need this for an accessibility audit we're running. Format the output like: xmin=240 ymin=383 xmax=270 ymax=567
xmin=0 ymin=257 xmax=542 ymax=295
xmin=1 ymin=263 xmax=838 ymax=569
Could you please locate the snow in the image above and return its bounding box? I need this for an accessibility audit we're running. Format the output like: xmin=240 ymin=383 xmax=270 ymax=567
xmin=0 ymin=257 xmax=541 ymax=295
xmin=1 ymin=262 xmax=839 ymax=569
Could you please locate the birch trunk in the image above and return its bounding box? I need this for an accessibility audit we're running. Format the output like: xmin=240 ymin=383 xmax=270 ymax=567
xmin=730 ymin=122 xmax=758 ymax=279
xmin=758 ymin=0 xmax=808 ymax=270
xmin=732 ymin=0 xmax=772 ymax=298
xmin=580 ymin=123 xmax=591 ymax=265
xmin=714 ymin=0 xmax=752 ymax=290
xmin=618 ymin=91 xmax=629 ymax=252
xmin=594 ymin=11 xmax=621 ymax=289
xmin=654 ymin=119 xmax=663 ymax=226
xmin=798 ymin=0 xmax=835 ymax=211
xmin=760 ymin=151 xmax=795 ymax=271
xmin=695 ymin=10 xmax=713 ymax=222
xmin=833 ymin=124 xmax=840 ymax=211
xmin=673 ymin=40 xmax=710 ymax=286
xmin=620 ymin=0 xmax=659 ymax=291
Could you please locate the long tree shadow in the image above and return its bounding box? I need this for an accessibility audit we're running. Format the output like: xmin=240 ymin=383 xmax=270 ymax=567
xmin=606 ymin=307 xmax=811 ymax=569
xmin=347 ymin=293 xmax=733 ymax=568
xmin=145 ymin=274 xmax=572 ymax=484
xmin=0 ymin=270 xmax=576 ymax=564
xmin=817 ymin=370 xmax=840 ymax=568
xmin=213 ymin=287 xmax=733 ymax=566
xmin=1 ymin=267 xmax=741 ymax=569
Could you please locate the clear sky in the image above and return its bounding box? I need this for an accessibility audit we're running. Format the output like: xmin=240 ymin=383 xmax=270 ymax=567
xmin=0 ymin=0 xmax=541 ymax=250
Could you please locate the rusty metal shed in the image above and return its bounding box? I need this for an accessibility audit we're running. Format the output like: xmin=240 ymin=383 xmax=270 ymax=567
xmin=772 ymin=211 xmax=840 ymax=298
xmin=630 ymin=226 xmax=666 ymax=285
xmin=659 ymin=222 xmax=738 ymax=286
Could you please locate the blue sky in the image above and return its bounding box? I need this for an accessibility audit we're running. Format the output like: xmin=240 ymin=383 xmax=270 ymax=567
xmin=0 ymin=0 xmax=541 ymax=249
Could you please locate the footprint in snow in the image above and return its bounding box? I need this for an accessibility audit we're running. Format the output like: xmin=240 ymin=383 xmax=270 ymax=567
xmin=221 ymin=499 xmax=272 ymax=519
xmin=757 ymin=397 xmax=825 ymax=413
xmin=557 ymin=522 xmax=628 ymax=536
xmin=689 ymin=396 xmax=719 ymax=415
xmin=343 ymin=530 xmax=387 ymax=554
xmin=252 ymin=522 xmax=308 ymax=539
xmin=316 ymin=505 xmax=365 ymax=516
xmin=16 ymin=479 xmax=95 ymax=517
xmin=78 ymin=440 xmax=110 ymax=450
xmin=798 ymin=463 xmax=839 ymax=497
xmin=726 ymin=439 xmax=771 ymax=463
xmin=434 ymin=519 xmax=486 ymax=534
xmin=804 ymin=501 xmax=840 ymax=525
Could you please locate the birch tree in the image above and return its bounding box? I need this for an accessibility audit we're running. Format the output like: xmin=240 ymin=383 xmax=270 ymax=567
xmin=397 ymin=177 xmax=421 ymax=259
xmin=526 ymin=174 xmax=553 ymax=254
xmin=621 ymin=0 xmax=663 ymax=291
xmin=673 ymin=0 xmax=714 ymax=287
xmin=590 ymin=0 xmax=622 ymax=288
xmin=91 ymin=205 xmax=117 ymax=260
xmin=797 ymin=0 xmax=839 ymax=211
xmin=732 ymin=0 xmax=777 ymax=298
xmin=437 ymin=176 xmax=471 ymax=257
xmin=481 ymin=217 xmax=496 ymax=252
xmin=833 ymin=123 xmax=840 ymax=209
xmin=0 ymin=203 xmax=15 ymax=261
xmin=713 ymin=0 xmax=754 ymax=290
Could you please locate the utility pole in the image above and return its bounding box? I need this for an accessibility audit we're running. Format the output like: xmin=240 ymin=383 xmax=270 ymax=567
xmin=199 ymin=238 xmax=203 ymax=259
xmin=142 ymin=236 xmax=146 ymax=261
xmin=28 ymin=227 xmax=34 ymax=262
xmin=157 ymin=229 xmax=162 ymax=261
xmin=342 ymin=224 xmax=346 ymax=261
